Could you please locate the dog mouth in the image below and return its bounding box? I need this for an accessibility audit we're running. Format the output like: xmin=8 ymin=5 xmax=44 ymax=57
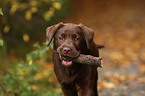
xmin=57 ymin=50 xmax=80 ymax=66
xmin=62 ymin=60 xmax=73 ymax=66
xmin=59 ymin=54 xmax=74 ymax=66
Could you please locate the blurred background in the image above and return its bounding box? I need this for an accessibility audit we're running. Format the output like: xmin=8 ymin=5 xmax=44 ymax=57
xmin=0 ymin=0 xmax=145 ymax=96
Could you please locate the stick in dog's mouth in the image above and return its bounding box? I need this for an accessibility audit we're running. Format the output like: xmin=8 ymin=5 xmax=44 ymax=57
xmin=59 ymin=54 xmax=73 ymax=66
xmin=56 ymin=51 xmax=103 ymax=68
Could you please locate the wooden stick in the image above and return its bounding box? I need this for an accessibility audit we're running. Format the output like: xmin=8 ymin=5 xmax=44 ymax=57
xmin=61 ymin=54 xmax=103 ymax=68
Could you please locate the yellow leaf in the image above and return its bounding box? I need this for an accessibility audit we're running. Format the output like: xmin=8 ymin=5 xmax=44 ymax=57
xmin=43 ymin=7 xmax=55 ymax=21
xmin=30 ymin=0 xmax=37 ymax=6
xmin=119 ymin=75 xmax=126 ymax=81
xmin=28 ymin=59 xmax=33 ymax=65
xmin=25 ymin=11 xmax=32 ymax=21
xmin=10 ymin=3 xmax=18 ymax=15
xmin=31 ymin=7 xmax=38 ymax=13
xmin=23 ymin=34 xmax=29 ymax=42
xmin=3 ymin=25 xmax=10 ymax=33
xmin=102 ymin=81 xmax=116 ymax=89
xmin=53 ymin=2 xmax=61 ymax=10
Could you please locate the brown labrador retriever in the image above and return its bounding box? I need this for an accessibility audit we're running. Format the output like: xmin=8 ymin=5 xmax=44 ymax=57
xmin=46 ymin=22 xmax=103 ymax=96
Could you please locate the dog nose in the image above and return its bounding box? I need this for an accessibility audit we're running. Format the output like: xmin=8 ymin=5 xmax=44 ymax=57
xmin=63 ymin=47 xmax=71 ymax=54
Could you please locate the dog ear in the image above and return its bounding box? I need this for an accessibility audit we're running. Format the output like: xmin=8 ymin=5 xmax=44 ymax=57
xmin=46 ymin=22 xmax=63 ymax=46
xmin=96 ymin=44 xmax=104 ymax=49
xmin=78 ymin=23 xmax=94 ymax=49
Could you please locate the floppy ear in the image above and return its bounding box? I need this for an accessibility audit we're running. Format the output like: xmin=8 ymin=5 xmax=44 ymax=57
xmin=46 ymin=22 xmax=63 ymax=46
xmin=96 ymin=44 xmax=104 ymax=49
xmin=79 ymin=23 xmax=94 ymax=49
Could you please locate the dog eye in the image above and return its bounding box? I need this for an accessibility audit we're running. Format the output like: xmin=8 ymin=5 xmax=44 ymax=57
xmin=74 ymin=37 xmax=79 ymax=41
xmin=59 ymin=37 xmax=63 ymax=40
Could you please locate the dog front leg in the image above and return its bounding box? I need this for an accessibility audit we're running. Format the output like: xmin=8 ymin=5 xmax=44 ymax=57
xmin=60 ymin=83 xmax=78 ymax=96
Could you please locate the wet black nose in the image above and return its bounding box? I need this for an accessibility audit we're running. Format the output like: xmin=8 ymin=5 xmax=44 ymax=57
xmin=63 ymin=47 xmax=71 ymax=54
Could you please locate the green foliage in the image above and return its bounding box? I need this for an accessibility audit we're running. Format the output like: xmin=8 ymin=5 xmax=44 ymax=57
xmin=26 ymin=41 xmax=52 ymax=65
xmin=0 ymin=8 xmax=3 ymax=15
xmin=0 ymin=39 xmax=3 ymax=47
xmin=0 ymin=42 xmax=63 ymax=96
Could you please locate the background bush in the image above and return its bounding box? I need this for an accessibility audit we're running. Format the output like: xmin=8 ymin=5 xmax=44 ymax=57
xmin=0 ymin=0 xmax=70 ymax=95
xmin=0 ymin=42 xmax=63 ymax=96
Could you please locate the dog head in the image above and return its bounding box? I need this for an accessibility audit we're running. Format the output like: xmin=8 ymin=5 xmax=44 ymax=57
xmin=46 ymin=22 xmax=102 ymax=66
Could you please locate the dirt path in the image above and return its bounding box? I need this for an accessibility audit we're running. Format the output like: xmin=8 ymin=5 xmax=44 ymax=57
xmin=64 ymin=0 xmax=145 ymax=95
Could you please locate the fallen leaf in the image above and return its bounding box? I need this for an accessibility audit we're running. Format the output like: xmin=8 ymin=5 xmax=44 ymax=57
xmin=102 ymin=81 xmax=116 ymax=89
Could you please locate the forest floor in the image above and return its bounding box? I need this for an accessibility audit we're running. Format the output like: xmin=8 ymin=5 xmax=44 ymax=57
xmin=64 ymin=0 xmax=145 ymax=96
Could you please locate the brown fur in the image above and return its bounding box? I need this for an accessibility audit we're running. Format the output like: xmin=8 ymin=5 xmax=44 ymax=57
xmin=46 ymin=22 xmax=104 ymax=96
